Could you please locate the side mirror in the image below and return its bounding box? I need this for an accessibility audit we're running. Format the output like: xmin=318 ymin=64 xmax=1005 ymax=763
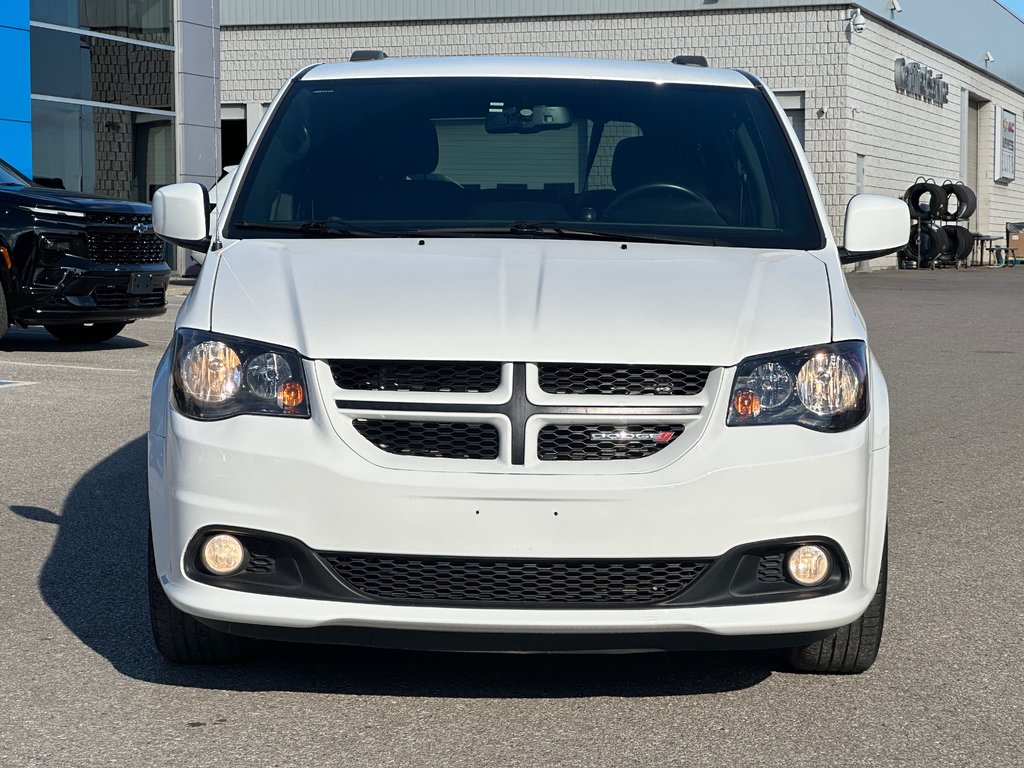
xmin=840 ymin=194 xmax=910 ymax=264
xmin=153 ymin=183 xmax=211 ymax=259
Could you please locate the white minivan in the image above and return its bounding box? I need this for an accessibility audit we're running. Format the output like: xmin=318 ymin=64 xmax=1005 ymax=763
xmin=149 ymin=54 xmax=908 ymax=673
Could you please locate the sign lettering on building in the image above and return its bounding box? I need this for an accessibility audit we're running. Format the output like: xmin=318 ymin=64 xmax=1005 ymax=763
xmin=995 ymin=107 xmax=1016 ymax=183
xmin=894 ymin=58 xmax=949 ymax=106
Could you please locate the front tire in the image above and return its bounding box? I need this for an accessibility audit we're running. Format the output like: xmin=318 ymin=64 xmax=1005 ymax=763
xmin=45 ymin=322 xmax=127 ymax=344
xmin=0 ymin=288 xmax=9 ymax=341
xmin=787 ymin=535 xmax=888 ymax=674
xmin=148 ymin=533 xmax=246 ymax=664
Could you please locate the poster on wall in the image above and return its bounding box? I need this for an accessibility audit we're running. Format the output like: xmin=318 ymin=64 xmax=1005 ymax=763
xmin=995 ymin=107 xmax=1016 ymax=183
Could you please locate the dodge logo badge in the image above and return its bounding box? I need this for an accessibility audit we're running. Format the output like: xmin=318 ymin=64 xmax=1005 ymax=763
xmin=590 ymin=430 xmax=676 ymax=443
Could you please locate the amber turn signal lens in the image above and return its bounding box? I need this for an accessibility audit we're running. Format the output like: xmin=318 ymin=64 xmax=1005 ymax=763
xmin=732 ymin=390 xmax=762 ymax=418
xmin=0 ymin=245 xmax=11 ymax=269
xmin=277 ymin=381 xmax=305 ymax=409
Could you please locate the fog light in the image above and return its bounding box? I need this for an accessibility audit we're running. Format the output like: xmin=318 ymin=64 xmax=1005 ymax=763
xmin=786 ymin=545 xmax=831 ymax=586
xmin=201 ymin=534 xmax=246 ymax=575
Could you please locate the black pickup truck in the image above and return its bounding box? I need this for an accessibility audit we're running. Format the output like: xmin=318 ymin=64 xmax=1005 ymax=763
xmin=0 ymin=156 xmax=170 ymax=344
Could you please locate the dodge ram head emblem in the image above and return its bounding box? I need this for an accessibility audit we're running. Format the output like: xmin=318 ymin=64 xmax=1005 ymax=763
xmin=590 ymin=430 xmax=676 ymax=443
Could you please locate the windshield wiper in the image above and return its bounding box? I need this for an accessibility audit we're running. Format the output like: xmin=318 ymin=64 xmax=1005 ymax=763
xmin=412 ymin=221 xmax=730 ymax=246
xmin=233 ymin=220 xmax=388 ymax=237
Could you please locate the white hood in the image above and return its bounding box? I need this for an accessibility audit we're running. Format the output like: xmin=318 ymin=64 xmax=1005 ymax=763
xmin=209 ymin=238 xmax=832 ymax=366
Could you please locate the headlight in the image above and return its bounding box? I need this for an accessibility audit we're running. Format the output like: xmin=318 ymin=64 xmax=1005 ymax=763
xmin=172 ymin=329 xmax=310 ymax=420
xmin=726 ymin=341 xmax=867 ymax=432
xmin=39 ymin=233 xmax=88 ymax=259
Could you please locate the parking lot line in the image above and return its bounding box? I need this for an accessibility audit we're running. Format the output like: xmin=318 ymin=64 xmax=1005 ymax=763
xmin=0 ymin=360 xmax=140 ymax=373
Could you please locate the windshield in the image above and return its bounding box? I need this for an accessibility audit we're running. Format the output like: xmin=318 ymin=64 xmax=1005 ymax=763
xmin=227 ymin=76 xmax=823 ymax=249
xmin=0 ymin=157 xmax=32 ymax=187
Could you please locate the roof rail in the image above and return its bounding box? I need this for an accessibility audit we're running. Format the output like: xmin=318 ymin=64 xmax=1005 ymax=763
xmin=671 ymin=55 xmax=708 ymax=67
xmin=350 ymin=50 xmax=387 ymax=62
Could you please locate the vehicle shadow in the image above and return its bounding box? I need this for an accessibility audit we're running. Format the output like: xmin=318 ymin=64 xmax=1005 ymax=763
xmin=0 ymin=326 xmax=147 ymax=352
xmin=18 ymin=435 xmax=775 ymax=697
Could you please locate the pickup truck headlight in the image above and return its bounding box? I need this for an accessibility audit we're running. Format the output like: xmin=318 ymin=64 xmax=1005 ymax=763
xmin=172 ymin=329 xmax=310 ymax=420
xmin=726 ymin=341 xmax=867 ymax=432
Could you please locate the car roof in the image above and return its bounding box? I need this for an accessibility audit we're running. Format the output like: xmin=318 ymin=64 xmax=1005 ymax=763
xmin=301 ymin=55 xmax=756 ymax=89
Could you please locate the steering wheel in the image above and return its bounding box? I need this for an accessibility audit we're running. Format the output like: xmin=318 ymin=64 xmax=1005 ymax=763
xmin=603 ymin=183 xmax=715 ymax=217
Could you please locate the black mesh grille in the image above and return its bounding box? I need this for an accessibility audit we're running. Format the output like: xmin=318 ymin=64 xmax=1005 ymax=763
xmin=538 ymin=364 xmax=711 ymax=396
xmin=538 ymin=424 xmax=683 ymax=461
xmin=87 ymin=230 xmax=166 ymax=264
xmin=353 ymin=419 xmax=499 ymax=460
xmin=92 ymin=285 xmax=165 ymax=310
xmin=329 ymin=360 xmax=501 ymax=392
xmin=757 ymin=552 xmax=787 ymax=583
xmin=320 ymin=554 xmax=711 ymax=605
xmin=86 ymin=213 xmax=152 ymax=226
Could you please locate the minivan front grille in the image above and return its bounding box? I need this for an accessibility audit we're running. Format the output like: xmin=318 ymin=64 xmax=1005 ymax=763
xmin=353 ymin=419 xmax=499 ymax=460
xmin=329 ymin=360 xmax=501 ymax=393
xmin=336 ymin=361 xmax=707 ymax=466
xmin=320 ymin=553 xmax=711 ymax=606
xmin=537 ymin=364 xmax=711 ymax=396
xmin=537 ymin=424 xmax=684 ymax=461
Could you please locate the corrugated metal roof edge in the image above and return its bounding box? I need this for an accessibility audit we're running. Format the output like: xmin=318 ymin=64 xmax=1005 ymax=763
xmin=220 ymin=0 xmax=844 ymax=27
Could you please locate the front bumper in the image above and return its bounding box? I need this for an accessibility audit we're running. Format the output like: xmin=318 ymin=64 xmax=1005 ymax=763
xmin=14 ymin=262 xmax=169 ymax=325
xmin=148 ymin=357 xmax=890 ymax=645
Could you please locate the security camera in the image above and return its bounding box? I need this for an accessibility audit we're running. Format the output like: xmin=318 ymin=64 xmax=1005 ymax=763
xmin=890 ymin=0 xmax=902 ymax=12
xmin=850 ymin=9 xmax=867 ymax=34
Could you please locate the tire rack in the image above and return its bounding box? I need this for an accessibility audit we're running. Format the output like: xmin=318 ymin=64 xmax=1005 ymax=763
xmin=901 ymin=178 xmax=977 ymax=270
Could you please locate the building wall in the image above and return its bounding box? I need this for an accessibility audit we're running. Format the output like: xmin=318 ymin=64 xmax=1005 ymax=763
xmin=848 ymin=18 xmax=1024 ymax=241
xmin=220 ymin=4 xmax=1024 ymax=252
xmin=221 ymin=7 xmax=853 ymax=235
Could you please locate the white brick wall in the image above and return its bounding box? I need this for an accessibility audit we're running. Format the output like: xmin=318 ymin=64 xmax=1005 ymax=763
xmin=848 ymin=17 xmax=1024 ymax=242
xmin=221 ymin=6 xmax=1024 ymax=251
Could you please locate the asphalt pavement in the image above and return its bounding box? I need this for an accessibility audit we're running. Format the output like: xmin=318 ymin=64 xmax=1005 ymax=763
xmin=1 ymin=268 xmax=1021 ymax=767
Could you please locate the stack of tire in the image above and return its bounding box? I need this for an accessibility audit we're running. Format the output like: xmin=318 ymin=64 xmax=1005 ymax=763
xmin=902 ymin=180 xmax=977 ymax=269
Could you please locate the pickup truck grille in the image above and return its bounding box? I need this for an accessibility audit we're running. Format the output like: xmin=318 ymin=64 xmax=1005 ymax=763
xmin=93 ymin=285 xmax=165 ymax=310
xmin=538 ymin=364 xmax=711 ymax=396
xmin=87 ymin=231 xmax=165 ymax=264
xmin=320 ymin=553 xmax=711 ymax=606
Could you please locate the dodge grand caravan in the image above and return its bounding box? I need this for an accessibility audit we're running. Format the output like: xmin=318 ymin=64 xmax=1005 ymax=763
xmin=148 ymin=55 xmax=909 ymax=673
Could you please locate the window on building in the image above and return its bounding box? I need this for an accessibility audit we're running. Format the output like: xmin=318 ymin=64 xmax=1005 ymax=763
xmin=29 ymin=7 xmax=175 ymax=202
xmin=30 ymin=0 xmax=173 ymax=45
xmin=775 ymin=92 xmax=806 ymax=148
xmin=31 ymin=99 xmax=174 ymax=199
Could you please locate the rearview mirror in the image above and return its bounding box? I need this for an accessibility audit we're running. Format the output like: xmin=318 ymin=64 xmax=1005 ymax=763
xmin=840 ymin=194 xmax=911 ymax=264
xmin=153 ymin=182 xmax=211 ymax=259
xmin=485 ymin=105 xmax=573 ymax=134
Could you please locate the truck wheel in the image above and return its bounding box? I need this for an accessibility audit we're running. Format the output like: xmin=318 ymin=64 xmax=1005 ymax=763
xmin=148 ymin=532 xmax=247 ymax=664
xmin=44 ymin=322 xmax=127 ymax=344
xmin=786 ymin=535 xmax=887 ymax=674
